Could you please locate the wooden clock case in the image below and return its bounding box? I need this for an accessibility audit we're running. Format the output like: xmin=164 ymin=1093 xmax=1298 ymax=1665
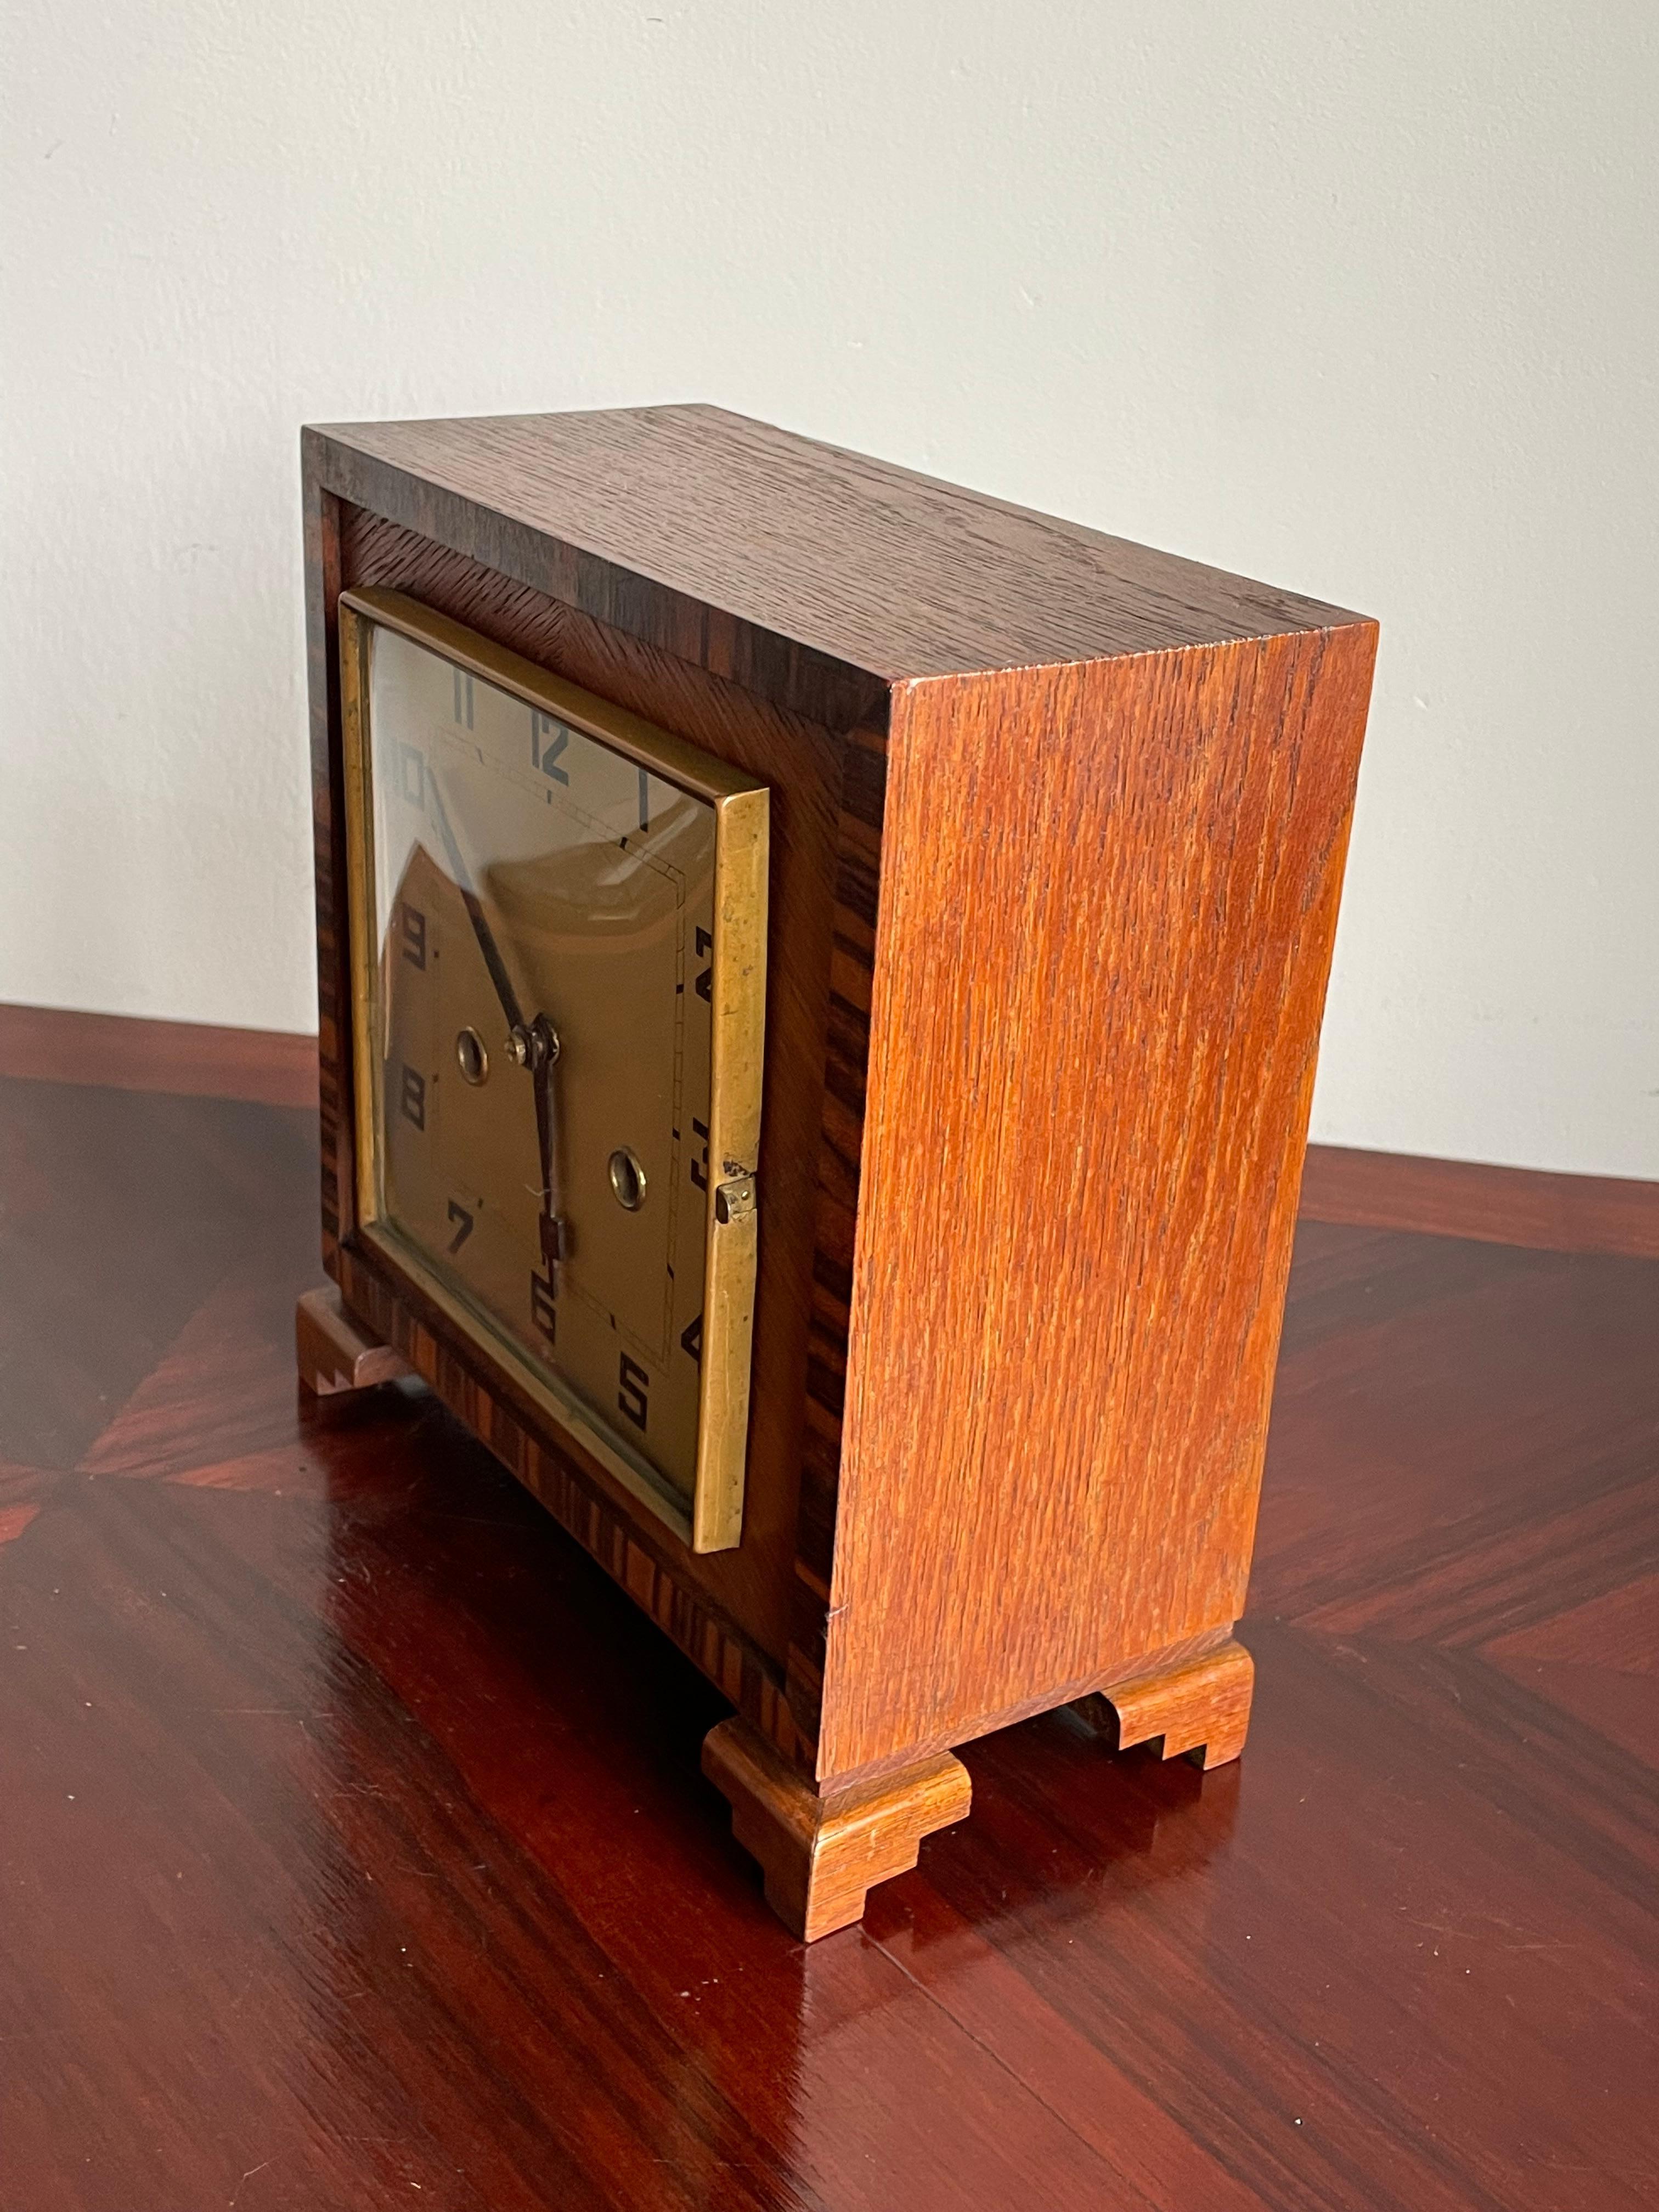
xmin=297 ymin=405 xmax=1377 ymax=1940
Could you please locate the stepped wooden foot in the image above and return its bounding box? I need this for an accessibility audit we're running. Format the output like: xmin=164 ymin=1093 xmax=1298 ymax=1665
xmin=1076 ymin=1637 xmax=1255 ymax=1769
xmin=703 ymin=1718 xmax=971 ymax=1942
xmin=296 ymin=1285 xmax=411 ymax=1397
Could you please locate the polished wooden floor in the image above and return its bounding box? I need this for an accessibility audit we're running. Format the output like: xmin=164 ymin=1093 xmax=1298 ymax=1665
xmin=1 ymin=1074 xmax=1655 ymax=2212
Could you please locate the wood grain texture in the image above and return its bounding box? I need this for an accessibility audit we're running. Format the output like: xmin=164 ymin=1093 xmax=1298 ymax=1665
xmin=1301 ymin=1142 xmax=1659 ymax=1257
xmin=1076 ymin=1637 xmax=1256 ymax=1769
xmin=788 ymin=712 xmax=891 ymax=1745
xmin=702 ymin=1717 xmax=970 ymax=1942
xmin=306 ymin=417 xmax=885 ymax=736
xmin=309 ymin=404 xmax=1362 ymax=680
xmin=3 ymin=1075 xmax=1657 ymax=2211
xmin=305 ymin=477 xmax=353 ymax=1266
xmin=0 ymin=1002 xmax=318 ymax=1108
xmin=821 ymin=625 xmax=1376 ymax=1787
xmin=295 ymin=1284 xmax=410 ymax=1395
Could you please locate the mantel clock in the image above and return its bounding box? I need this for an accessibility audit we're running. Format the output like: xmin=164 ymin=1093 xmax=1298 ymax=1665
xmin=297 ymin=405 xmax=1376 ymax=1940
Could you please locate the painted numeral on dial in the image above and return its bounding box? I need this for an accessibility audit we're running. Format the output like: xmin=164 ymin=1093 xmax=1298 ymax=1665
xmin=399 ymin=1064 xmax=426 ymax=1131
xmin=399 ymin=746 xmax=425 ymax=807
xmin=453 ymin=670 xmax=474 ymax=729
xmin=400 ymin=905 xmax=427 ymax=969
xmin=695 ymin=925 xmax=713 ymax=1003
xmin=680 ymin=1313 xmax=702 ymax=1367
xmin=531 ymin=711 xmax=569 ymax=784
xmin=618 ymin=1353 xmax=650 ymax=1431
xmin=445 ymin=1199 xmax=473 ymax=1254
xmin=531 ymin=1271 xmax=557 ymax=1342
xmin=690 ymin=1117 xmax=709 ymax=1192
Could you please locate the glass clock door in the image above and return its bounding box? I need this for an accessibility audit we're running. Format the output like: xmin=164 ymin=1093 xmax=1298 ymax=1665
xmin=338 ymin=589 xmax=766 ymax=1551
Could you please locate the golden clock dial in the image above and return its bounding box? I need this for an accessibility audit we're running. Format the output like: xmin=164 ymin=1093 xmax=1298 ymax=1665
xmin=357 ymin=616 xmax=724 ymax=1513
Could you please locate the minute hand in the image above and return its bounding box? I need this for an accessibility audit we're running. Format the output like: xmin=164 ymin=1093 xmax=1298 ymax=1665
xmin=426 ymin=771 xmax=529 ymax=1038
xmin=426 ymin=768 xmax=566 ymax=1277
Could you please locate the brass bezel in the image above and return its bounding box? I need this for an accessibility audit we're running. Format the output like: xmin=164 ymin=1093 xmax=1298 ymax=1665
xmin=337 ymin=586 xmax=768 ymax=1553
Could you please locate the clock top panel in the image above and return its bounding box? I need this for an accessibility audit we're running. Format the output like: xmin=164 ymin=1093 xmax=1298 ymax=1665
xmin=306 ymin=404 xmax=1371 ymax=683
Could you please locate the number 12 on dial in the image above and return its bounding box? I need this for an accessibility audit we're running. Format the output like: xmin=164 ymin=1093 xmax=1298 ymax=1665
xmin=338 ymin=588 xmax=769 ymax=1553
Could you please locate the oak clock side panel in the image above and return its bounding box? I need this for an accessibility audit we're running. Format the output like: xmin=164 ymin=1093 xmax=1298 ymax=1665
xmin=819 ymin=624 xmax=1378 ymax=1787
xmin=312 ymin=507 xmax=872 ymax=1679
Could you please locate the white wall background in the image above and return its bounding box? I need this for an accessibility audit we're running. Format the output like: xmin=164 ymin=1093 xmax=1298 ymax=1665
xmin=2 ymin=1 xmax=1655 ymax=1177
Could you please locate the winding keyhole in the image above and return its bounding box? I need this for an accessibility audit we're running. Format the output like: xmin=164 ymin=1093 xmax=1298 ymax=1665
xmin=455 ymin=1028 xmax=489 ymax=1086
xmin=608 ymin=1147 xmax=647 ymax=1211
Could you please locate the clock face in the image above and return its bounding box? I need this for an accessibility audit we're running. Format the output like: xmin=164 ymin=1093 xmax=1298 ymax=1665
xmin=341 ymin=595 xmax=765 ymax=1538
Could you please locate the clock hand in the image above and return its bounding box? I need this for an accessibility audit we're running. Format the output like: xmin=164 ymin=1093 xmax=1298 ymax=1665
xmin=425 ymin=768 xmax=528 ymax=1039
xmin=425 ymin=768 xmax=569 ymax=1280
xmin=517 ymin=1015 xmax=569 ymax=1282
